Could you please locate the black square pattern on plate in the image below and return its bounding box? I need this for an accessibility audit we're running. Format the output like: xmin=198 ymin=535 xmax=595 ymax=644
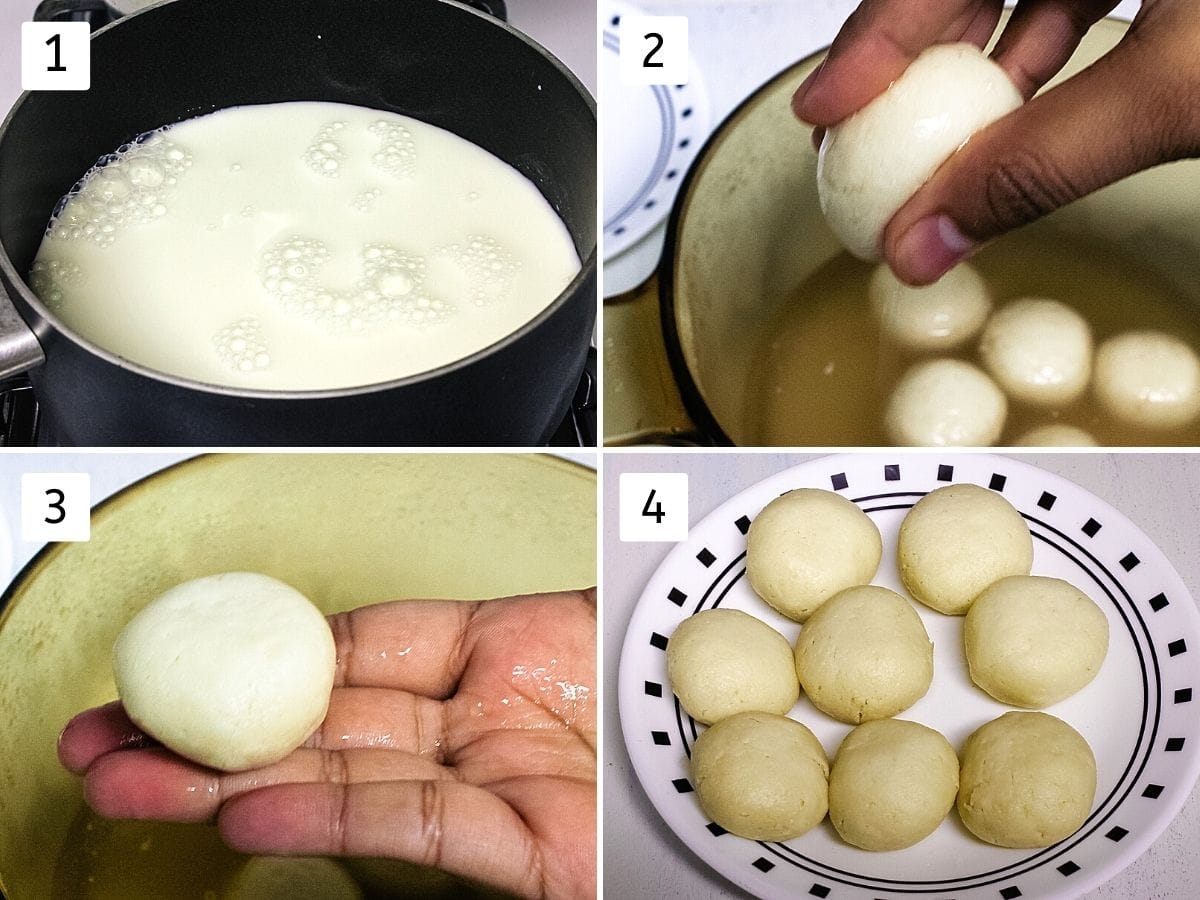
xmin=1166 ymin=737 xmax=1186 ymax=751
xmin=1000 ymin=887 xmax=1022 ymax=899
xmin=735 ymin=515 xmax=751 ymax=535
xmin=706 ymin=822 xmax=727 ymax=837
xmin=1169 ymin=639 xmax=1188 ymax=656
xmin=1106 ymin=826 xmax=1129 ymax=842
xmin=1120 ymin=552 xmax=1140 ymax=571
xmin=650 ymin=632 xmax=668 ymax=650
xmin=884 ymin=464 xmax=901 ymax=481
xmin=1176 ymin=688 xmax=1193 ymax=704
xmin=937 ymin=463 xmax=954 ymax=481
xmin=1143 ymin=784 xmax=1165 ymax=799
xmin=809 ymin=886 xmax=831 ymax=898
xmin=752 ymin=858 xmax=774 ymax=873
xmin=831 ymin=472 xmax=848 ymax=491
xmin=696 ymin=548 xmax=716 ymax=568
xmin=644 ymin=681 xmax=662 ymax=697
xmin=1038 ymin=491 xmax=1056 ymax=510
xmin=989 ymin=473 xmax=1007 ymax=491
xmin=1082 ymin=517 xmax=1102 ymax=537
xmin=1057 ymin=861 xmax=1081 ymax=877
xmin=668 ymin=587 xmax=687 ymax=607
xmin=1150 ymin=593 xmax=1170 ymax=612
xmin=651 ymin=731 xmax=670 ymax=746
xmin=672 ymin=778 xmax=693 ymax=793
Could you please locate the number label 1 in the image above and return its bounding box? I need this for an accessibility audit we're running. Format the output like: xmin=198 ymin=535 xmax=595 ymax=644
xmin=618 ymin=16 xmax=689 ymax=86
xmin=21 ymin=22 xmax=91 ymax=91
xmin=21 ymin=473 xmax=91 ymax=542
xmin=620 ymin=473 xmax=688 ymax=542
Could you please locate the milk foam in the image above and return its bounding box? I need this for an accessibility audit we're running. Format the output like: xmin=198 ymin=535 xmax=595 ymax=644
xmin=30 ymin=101 xmax=581 ymax=390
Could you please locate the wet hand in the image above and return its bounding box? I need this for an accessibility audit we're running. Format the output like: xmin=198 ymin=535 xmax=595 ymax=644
xmin=59 ymin=590 xmax=597 ymax=900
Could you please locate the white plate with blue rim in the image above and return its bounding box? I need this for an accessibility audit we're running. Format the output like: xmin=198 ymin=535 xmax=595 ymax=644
xmin=618 ymin=453 xmax=1200 ymax=899
xmin=601 ymin=0 xmax=710 ymax=263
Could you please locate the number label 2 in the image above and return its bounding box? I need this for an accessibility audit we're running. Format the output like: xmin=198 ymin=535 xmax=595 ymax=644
xmin=618 ymin=16 xmax=689 ymax=86
xmin=642 ymin=32 xmax=664 ymax=68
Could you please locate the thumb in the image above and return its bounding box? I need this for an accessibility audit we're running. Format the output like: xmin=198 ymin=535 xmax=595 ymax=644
xmin=883 ymin=20 xmax=1200 ymax=285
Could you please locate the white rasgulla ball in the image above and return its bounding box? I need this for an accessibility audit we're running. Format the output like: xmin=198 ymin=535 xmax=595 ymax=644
xmin=817 ymin=43 xmax=1023 ymax=260
xmin=979 ymin=299 xmax=1092 ymax=407
xmin=869 ymin=262 xmax=991 ymax=352
xmin=1093 ymin=331 xmax=1200 ymax=429
xmin=885 ymin=359 xmax=1007 ymax=446
xmin=1016 ymin=423 xmax=1098 ymax=446
xmin=114 ymin=572 xmax=336 ymax=772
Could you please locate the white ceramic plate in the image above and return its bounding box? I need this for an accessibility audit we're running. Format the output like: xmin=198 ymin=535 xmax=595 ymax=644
xmin=601 ymin=0 xmax=710 ymax=261
xmin=619 ymin=454 xmax=1200 ymax=899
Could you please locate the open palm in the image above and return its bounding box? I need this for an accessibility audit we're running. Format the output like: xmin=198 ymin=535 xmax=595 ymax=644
xmin=59 ymin=590 xmax=597 ymax=900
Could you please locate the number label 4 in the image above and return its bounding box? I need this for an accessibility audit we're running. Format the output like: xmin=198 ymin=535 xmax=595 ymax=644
xmin=620 ymin=473 xmax=688 ymax=542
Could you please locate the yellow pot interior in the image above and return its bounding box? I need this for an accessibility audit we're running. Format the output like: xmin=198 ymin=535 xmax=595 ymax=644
xmin=0 ymin=453 xmax=595 ymax=898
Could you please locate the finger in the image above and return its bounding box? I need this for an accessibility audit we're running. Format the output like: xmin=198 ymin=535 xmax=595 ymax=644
xmin=330 ymin=598 xmax=480 ymax=697
xmin=883 ymin=21 xmax=1200 ymax=285
xmin=990 ymin=0 xmax=1120 ymax=97
xmin=58 ymin=701 xmax=155 ymax=775
xmin=794 ymin=0 xmax=1001 ymax=125
xmin=84 ymin=746 xmax=456 ymax=823
xmin=219 ymin=781 xmax=547 ymax=899
xmin=306 ymin=686 xmax=447 ymax=759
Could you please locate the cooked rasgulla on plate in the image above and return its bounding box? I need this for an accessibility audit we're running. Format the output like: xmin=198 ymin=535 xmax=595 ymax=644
xmin=746 ymin=488 xmax=882 ymax=622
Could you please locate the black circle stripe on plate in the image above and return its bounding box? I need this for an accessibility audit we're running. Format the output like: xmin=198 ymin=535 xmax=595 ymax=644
xmin=665 ymin=490 xmax=1162 ymax=894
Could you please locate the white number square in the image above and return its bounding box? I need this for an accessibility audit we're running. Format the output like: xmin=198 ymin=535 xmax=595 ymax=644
xmin=21 ymin=473 xmax=91 ymax=542
xmin=619 ymin=15 xmax=689 ymax=86
xmin=21 ymin=22 xmax=91 ymax=91
xmin=620 ymin=472 xmax=688 ymax=542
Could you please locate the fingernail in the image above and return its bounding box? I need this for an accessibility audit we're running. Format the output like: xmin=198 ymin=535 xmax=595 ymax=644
xmin=893 ymin=215 xmax=977 ymax=284
xmin=793 ymin=61 xmax=827 ymax=120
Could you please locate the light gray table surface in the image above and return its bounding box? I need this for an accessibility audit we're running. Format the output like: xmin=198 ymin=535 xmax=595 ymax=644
xmin=603 ymin=451 xmax=1200 ymax=900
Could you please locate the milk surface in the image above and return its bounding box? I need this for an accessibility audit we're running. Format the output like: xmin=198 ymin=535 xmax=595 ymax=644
xmin=31 ymin=101 xmax=581 ymax=390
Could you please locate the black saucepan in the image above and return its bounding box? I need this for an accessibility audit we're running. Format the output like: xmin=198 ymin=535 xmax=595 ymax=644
xmin=0 ymin=0 xmax=595 ymax=445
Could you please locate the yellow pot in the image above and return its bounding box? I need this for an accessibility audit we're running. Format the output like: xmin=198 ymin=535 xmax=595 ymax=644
xmin=0 ymin=453 xmax=595 ymax=898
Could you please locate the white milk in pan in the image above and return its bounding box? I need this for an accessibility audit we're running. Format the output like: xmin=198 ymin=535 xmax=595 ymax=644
xmin=29 ymin=101 xmax=581 ymax=390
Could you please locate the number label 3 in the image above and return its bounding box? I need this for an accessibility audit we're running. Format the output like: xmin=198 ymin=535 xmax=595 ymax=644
xmin=619 ymin=16 xmax=689 ymax=86
xmin=21 ymin=473 xmax=91 ymax=542
xmin=21 ymin=22 xmax=91 ymax=91
xmin=620 ymin=473 xmax=688 ymax=542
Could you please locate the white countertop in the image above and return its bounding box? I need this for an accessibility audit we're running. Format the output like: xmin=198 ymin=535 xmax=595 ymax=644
xmin=603 ymin=451 xmax=1200 ymax=900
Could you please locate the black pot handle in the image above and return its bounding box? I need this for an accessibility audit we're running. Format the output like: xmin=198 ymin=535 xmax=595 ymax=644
xmin=33 ymin=0 xmax=115 ymax=28
xmin=463 ymin=0 xmax=506 ymax=21
xmin=34 ymin=0 xmax=507 ymax=28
